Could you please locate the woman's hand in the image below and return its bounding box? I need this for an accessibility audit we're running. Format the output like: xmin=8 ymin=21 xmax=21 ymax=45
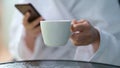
xmin=23 ymin=12 xmax=43 ymax=38
xmin=70 ymin=19 xmax=100 ymax=48
xmin=23 ymin=12 xmax=44 ymax=52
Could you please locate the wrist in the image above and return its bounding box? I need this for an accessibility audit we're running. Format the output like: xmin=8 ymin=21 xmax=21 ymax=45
xmin=25 ymin=31 xmax=39 ymax=39
xmin=92 ymin=28 xmax=100 ymax=52
xmin=26 ymin=32 xmax=36 ymax=39
xmin=24 ymin=31 xmax=37 ymax=53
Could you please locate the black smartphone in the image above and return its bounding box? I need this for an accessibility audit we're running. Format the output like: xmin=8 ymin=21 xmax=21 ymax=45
xmin=15 ymin=3 xmax=41 ymax=23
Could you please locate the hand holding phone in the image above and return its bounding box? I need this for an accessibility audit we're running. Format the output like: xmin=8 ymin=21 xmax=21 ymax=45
xmin=15 ymin=3 xmax=43 ymax=38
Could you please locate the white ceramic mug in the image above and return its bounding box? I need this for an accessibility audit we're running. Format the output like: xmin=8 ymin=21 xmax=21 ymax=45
xmin=40 ymin=20 xmax=71 ymax=46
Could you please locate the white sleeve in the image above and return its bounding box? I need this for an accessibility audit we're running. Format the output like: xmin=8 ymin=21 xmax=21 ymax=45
xmin=9 ymin=0 xmax=45 ymax=60
xmin=90 ymin=28 xmax=120 ymax=66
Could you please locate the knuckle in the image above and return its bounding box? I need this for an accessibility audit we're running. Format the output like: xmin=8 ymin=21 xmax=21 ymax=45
xmin=83 ymin=21 xmax=89 ymax=26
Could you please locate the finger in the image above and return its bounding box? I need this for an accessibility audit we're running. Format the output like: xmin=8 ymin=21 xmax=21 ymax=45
xmin=71 ymin=32 xmax=94 ymax=45
xmin=71 ymin=32 xmax=81 ymax=42
xmin=75 ymin=21 xmax=91 ymax=32
xmin=71 ymin=32 xmax=86 ymax=40
xmin=71 ymin=32 xmax=86 ymax=42
xmin=23 ymin=12 xmax=31 ymax=25
xmin=72 ymin=23 xmax=85 ymax=32
xmin=33 ymin=26 xmax=41 ymax=33
xmin=71 ymin=33 xmax=85 ymax=46
xmin=71 ymin=19 xmax=77 ymax=32
xmin=71 ymin=19 xmax=87 ymax=32
xmin=30 ymin=17 xmax=41 ymax=28
xmin=74 ymin=20 xmax=90 ymax=32
xmin=71 ymin=33 xmax=81 ymax=45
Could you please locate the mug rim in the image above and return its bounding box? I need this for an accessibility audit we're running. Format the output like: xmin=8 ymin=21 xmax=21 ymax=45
xmin=40 ymin=20 xmax=71 ymax=23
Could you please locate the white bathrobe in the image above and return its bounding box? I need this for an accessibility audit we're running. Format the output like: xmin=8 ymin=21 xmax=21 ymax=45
xmin=10 ymin=0 xmax=120 ymax=66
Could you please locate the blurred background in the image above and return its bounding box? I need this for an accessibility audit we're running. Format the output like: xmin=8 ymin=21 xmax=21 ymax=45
xmin=0 ymin=0 xmax=18 ymax=63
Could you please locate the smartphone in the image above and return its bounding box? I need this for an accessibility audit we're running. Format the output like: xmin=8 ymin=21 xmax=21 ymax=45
xmin=15 ymin=3 xmax=41 ymax=23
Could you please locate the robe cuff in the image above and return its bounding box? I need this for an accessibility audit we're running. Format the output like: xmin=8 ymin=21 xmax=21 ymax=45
xmin=90 ymin=27 xmax=119 ymax=65
xmin=89 ymin=28 xmax=107 ymax=61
